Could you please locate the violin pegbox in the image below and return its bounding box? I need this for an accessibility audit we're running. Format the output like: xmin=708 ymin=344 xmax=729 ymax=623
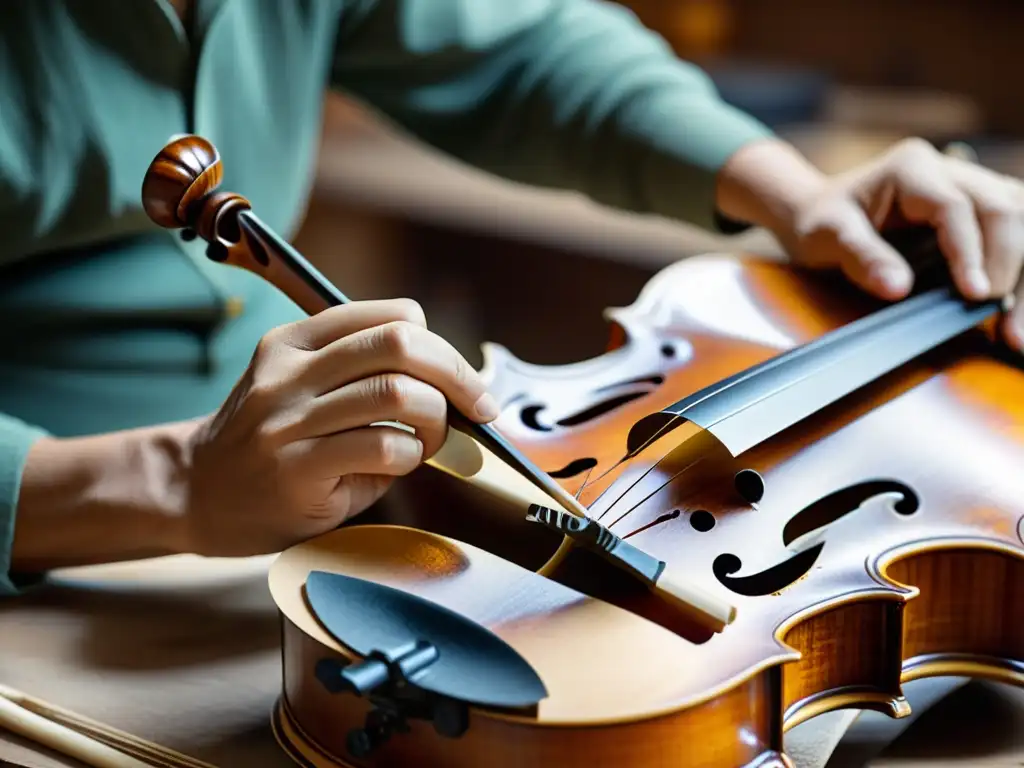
xmin=142 ymin=135 xmax=259 ymax=261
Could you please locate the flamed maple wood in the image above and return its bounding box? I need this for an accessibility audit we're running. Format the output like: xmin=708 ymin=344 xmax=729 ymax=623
xmin=142 ymin=135 xmax=1024 ymax=768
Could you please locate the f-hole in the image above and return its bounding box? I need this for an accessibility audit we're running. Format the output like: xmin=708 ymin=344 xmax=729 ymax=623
xmin=712 ymin=479 xmax=920 ymax=597
xmin=548 ymin=457 xmax=598 ymax=480
xmin=518 ymin=376 xmax=666 ymax=434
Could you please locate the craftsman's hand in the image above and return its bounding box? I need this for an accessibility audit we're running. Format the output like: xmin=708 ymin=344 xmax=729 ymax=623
xmin=717 ymin=137 xmax=1024 ymax=350
xmin=183 ymin=299 xmax=498 ymax=556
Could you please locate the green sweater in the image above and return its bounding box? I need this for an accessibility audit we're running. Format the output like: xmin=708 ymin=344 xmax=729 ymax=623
xmin=0 ymin=0 xmax=771 ymax=593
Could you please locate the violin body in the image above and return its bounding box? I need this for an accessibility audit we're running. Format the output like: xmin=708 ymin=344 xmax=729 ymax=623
xmin=143 ymin=137 xmax=1024 ymax=768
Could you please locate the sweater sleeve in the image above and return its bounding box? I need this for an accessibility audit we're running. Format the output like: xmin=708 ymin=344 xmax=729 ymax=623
xmin=0 ymin=413 xmax=48 ymax=596
xmin=330 ymin=0 xmax=774 ymax=231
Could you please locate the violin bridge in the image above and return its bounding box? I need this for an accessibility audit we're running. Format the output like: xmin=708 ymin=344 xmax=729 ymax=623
xmin=526 ymin=504 xmax=738 ymax=633
xmin=525 ymin=504 xmax=664 ymax=585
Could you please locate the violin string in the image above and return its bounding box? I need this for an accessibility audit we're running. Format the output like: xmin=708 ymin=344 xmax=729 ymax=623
xmin=564 ymin=414 xmax=697 ymax=528
xmin=605 ymin=458 xmax=702 ymax=530
xmin=574 ymin=419 xmax=690 ymax=519
xmin=575 ymin=465 xmax=595 ymax=516
xmin=575 ymin=414 xmax=686 ymax=491
xmin=589 ymin=460 xmax=660 ymax=522
xmin=588 ymin=442 xmax=680 ymax=521
xmin=590 ymin=442 xmax=690 ymax=522
xmin=621 ymin=509 xmax=681 ymax=539
xmin=582 ymin=437 xmax=702 ymax=526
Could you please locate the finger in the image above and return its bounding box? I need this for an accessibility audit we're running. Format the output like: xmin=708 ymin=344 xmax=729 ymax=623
xmin=329 ymin=474 xmax=395 ymax=523
xmin=285 ymin=298 xmax=428 ymax=350
xmin=290 ymin=425 xmax=425 ymax=480
xmin=297 ymin=373 xmax=450 ymax=459
xmin=1002 ymin=284 xmax=1024 ymax=353
xmin=305 ymin=321 xmax=498 ymax=423
xmin=980 ymin=210 xmax=1024 ymax=298
xmin=889 ymin=143 xmax=989 ymax=299
xmin=944 ymin=160 xmax=1024 ymax=296
xmin=826 ymin=205 xmax=916 ymax=299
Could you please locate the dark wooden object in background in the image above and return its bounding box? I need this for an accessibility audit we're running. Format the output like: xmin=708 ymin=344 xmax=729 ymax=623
xmin=618 ymin=0 xmax=1024 ymax=136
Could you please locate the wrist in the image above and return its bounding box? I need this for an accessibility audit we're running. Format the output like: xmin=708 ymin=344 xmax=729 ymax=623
xmin=11 ymin=419 xmax=200 ymax=572
xmin=714 ymin=137 xmax=829 ymax=241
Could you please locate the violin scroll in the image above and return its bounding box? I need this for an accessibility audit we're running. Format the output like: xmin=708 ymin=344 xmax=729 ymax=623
xmin=141 ymin=134 xmax=244 ymax=235
xmin=141 ymin=134 xmax=256 ymax=268
xmin=141 ymin=134 xmax=346 ymax=315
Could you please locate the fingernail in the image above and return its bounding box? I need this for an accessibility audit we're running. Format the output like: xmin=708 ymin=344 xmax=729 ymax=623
xmin=474 ymin=392 xmax=500 ymax=421
xmin=874 ymin=265 xmax=911 ymax=295
xmin=964 ymin=267 xmax=990 ymax=298
xmin=403 ymin=437 xmax=425 ymax=461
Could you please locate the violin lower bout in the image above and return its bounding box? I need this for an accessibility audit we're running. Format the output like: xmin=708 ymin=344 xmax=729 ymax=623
xmin=274 ymin=615 xmax=789 ymax=768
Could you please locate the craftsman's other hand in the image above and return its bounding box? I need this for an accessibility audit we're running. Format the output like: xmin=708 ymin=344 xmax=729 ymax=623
xmin=786 ymin=139 xmax=1024 ymax=348
xmin=182 ymin=299 xmax=498 ymax=556
xmin=717 ymin=137 xmax=1024 ymax=350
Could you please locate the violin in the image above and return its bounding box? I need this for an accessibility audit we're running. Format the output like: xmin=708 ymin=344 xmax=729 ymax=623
xmin=141 ymin=135 xmax=1024 ymax=768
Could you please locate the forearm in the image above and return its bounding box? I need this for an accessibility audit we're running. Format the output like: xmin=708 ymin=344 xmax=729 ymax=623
xmin=10 ymin=421 xmax=196 ymax=573
xmin=333 ymin=0 xmax=773 ymax=230
xmin=714 ymin=137 xmax=830 ymax=243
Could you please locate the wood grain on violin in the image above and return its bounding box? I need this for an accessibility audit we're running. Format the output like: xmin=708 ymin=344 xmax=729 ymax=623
xmin=141 ymin=136 xmax=1024 ymax=768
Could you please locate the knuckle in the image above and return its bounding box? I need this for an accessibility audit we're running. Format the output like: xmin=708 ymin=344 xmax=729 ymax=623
xmin=375 ymin=432 xmax=399 ymax=466
xmin=370 ymin=373 xmax=413 ymax=411
xmin=833 ymin=226 xmax=874 ymax=258
xmin=373 ymin=430 xmax=413 ymax=469
xmin=932 ymin=191 xmax=972 ymax=218
xmin=253 ymin=418 xmax=289 ymax=457
xmin=243 ymin=379 xmax=283 ymax=415
xmin=251 ymin=324 xmax=304 ymax=369
xmin=252 ymin=330 xmax=283 ymax=363
xmin=390 ymin=298 xmax=427 ymax=327
xmin=977 ymin=187 xmax=1022 ymax=220
xmin=896 ymin=136 xmax=938 ymax=161
xmin=425 ymin=387 xmax=449 ymax=419
xmin=377 ymin=321 xmax=418 ymax=363
xmin=982 ymin=199 xmax=1017 ymax=221
xmin=796 ymin=201 xmax=846 ymax=239
xmin=254 ymin=424 xmax=278 ymax=452
xmin=451 ymin=352 xmax=474 ymax=391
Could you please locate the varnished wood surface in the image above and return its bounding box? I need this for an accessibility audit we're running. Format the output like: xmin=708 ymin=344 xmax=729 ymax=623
xmin=269 ymin=253 xmax=1024 ymax=766
xmin=270 ymin=526 xmax=786 ymax=768
xmin=139 ymin=135 xmax=1024 ymax=766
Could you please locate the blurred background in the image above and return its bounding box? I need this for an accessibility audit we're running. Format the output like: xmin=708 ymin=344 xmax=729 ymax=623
xmin=292 ymin=0 xmax=1023 ymax=369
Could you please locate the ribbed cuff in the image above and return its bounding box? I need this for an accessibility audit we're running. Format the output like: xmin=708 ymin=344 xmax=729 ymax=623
xmin=0 ymin=415 xmax=50 ymax=596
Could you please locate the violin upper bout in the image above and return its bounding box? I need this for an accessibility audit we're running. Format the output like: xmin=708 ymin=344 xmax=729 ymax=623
xmin=141 ymin=134 xmax=225 ymax=230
